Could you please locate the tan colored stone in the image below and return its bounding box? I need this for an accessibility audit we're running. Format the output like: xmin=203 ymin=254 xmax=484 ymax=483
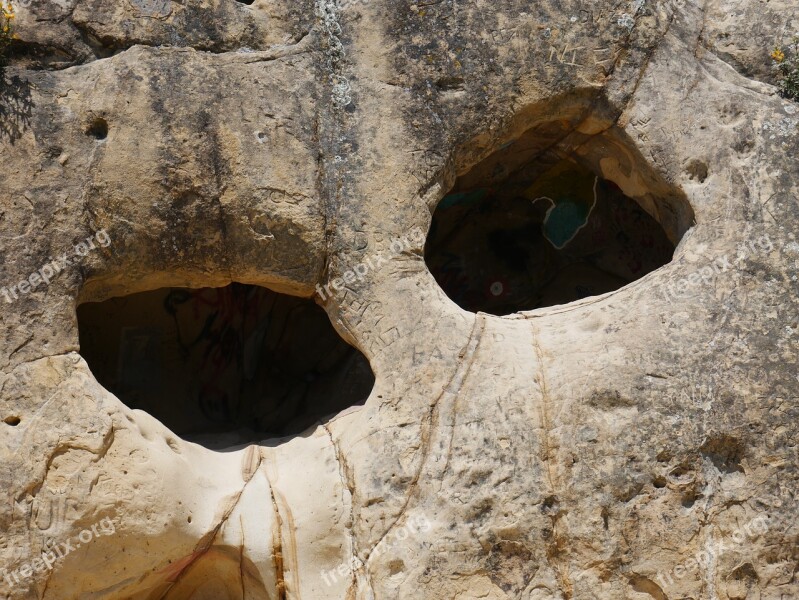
xmin=1 ymin=0 xmax=797 ymax=598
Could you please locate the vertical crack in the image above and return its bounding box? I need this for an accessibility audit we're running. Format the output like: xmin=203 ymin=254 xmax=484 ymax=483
xmin=529 ymin=320 xmax=573 ymax=599
xmin=366 ymin=314 xmax=486 ymax=564
xmin=315 ymin=0 xmax=351 ymax=108
xmin=238 ymin=516 xmax=246 ymax=600
xmin=694 ymin=0 xmax=711 ymax=58
xmin=313 ymin=0 xmax=355 ymax=301
xmin=156 ymin=445 xmax=263 ymax=600
xmin=263 ymin=450 xmax=287 ymax=600
xmin=323 ymin=422 xmax=367 ymax=597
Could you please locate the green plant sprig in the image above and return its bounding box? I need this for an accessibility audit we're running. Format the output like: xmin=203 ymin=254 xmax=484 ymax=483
xmin=772 ymin=38 xmax=799 ymax=102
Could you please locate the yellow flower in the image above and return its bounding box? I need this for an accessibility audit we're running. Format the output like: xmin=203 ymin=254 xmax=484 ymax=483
xmin=772 ymin=48 xmax=786 ymax=62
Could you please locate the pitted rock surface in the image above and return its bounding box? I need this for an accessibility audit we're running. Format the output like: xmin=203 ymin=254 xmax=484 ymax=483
xmin=1 ymin=1 xmax=798 ymax=599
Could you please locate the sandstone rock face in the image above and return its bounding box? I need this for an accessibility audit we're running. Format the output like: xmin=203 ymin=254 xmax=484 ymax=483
xmin=1 ymin=0 xmax=798 ymax=599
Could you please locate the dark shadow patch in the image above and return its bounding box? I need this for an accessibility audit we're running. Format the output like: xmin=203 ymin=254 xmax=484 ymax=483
xmin=425 ymin=156 xmax=679 ymax=316
xmin=0 ymin=73 xmax=33 ymax=143
xmin=86 ymin=117 xmax=109 ymax=140
xmin=78 ymin=283 xmax=375 ymax=448
xmin=700 ymin=434 xmax=745 ymax=474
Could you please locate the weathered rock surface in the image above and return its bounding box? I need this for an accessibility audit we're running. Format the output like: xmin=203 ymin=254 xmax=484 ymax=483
xmin=1 ymin=0 xmax=797 ymax=599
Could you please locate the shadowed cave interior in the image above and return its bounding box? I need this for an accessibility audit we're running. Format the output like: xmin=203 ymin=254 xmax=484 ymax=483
xmin=78 ymin=284 xmax=375 ymax=448
xmin=425 ymin=126 xmax=688 ymax=316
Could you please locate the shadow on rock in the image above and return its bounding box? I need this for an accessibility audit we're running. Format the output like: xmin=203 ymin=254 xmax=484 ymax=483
xmin=0 ymin=73 xmax=33 ymax=143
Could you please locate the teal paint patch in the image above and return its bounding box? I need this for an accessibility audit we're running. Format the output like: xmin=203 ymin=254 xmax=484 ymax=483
xmin=542 ymin=198 xmax=591 ymax=249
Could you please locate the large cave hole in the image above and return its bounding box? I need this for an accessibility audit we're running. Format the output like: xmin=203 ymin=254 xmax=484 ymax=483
xmin=425 ymin=124 xmax=692 ymax=316
xmin=77 ymin=284 xmax=375 ymax=448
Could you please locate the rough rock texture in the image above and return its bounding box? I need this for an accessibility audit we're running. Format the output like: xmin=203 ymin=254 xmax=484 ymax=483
xmin=705 ymin=0 xmax=798 ymax=85
xmin=1 ymin=0 xmax=798 ymax=599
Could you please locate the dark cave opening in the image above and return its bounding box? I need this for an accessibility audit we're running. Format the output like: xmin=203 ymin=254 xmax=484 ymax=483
xmin=425 ymin=156 xmax=679 ymax=316
xmin=77 ymin=284 xmax=375 ymax=447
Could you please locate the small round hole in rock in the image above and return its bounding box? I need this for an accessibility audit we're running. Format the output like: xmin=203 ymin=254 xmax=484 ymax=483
xmin=4 ymin=416 xmax=21 ymax=426
xmin=86 ymin=118 xmax=109 ymax=140
xmin=77 ymin=284 xmax=375 ymax=448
